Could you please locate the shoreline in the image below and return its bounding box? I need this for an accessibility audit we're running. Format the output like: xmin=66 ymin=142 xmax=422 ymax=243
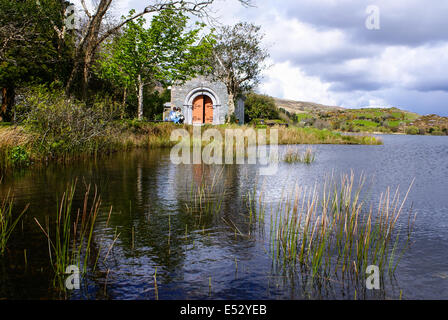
xmin=0 ymin=122 xmax=382 ymax=171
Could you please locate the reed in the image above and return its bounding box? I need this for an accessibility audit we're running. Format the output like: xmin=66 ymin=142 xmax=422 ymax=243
xmin=209 ymin=276 xmax=212 ymax=296
xmin=0 ymin=189 xmax=28 ymax=255
xmin=283 ymin=147 xmax=316 ymax=164
xmin=269 ymin=172 xmax=415 ymax=282
xmin=0 ymin=123 xmax=382 ymax=172
xmin=184 ymin=168 xmax=225 ymax=225
xmin=241 ymin=181 xmax=266 ymax=233
xmin=154 ymin=267 xmax=159 ymax=300
xmin=34 ymin=180 xmax=108 ymax=291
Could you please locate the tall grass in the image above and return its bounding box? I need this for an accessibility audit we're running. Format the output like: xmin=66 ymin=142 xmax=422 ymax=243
xmin=1 ymin=122 xmax=382 ymax=171
xmin=0 ymin=127 xmax=33 ymax=170
xmin=0 ymin=189 xmax=28 ymax=255
xmin=284 ymin=147 xmax=316 ymax=164
xmin=34 ymin=180 xmax=108 ymax=291
xmin=276 ymin=127 xmax=382 ymax=145
xmin=269 ymin=172 xmax=415 ymax=282
xmin=184 ymin=168 xmax=226 ymax=225
xmin=241 ymin=180 xmax=266 ymax=234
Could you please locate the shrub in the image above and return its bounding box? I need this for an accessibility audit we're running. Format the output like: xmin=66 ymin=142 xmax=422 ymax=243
xmin=313 ymin=119 xmax=331 ymax=130
xmin=126 ymin=87 xmax=170 ymax=120
xmin=430 ymin=130 xmax=445 ymax=136
xmin=390 ymin=126 xmax=399 ymax=133
xmin=244 ymin=93 xmax=279 ymax=123
xmin=118 ymin=118 xmax=147 ymax=133
xmin=331 ymin=121 xmax=341 ymax=130
xmin=9 ymin=146 xmax=30 ymax=167
xmin=405 ymin=126 xmax=420 ymax=135
xmin=16 ymin=85 xmax=120 ymax=157
xmin=229 ymin=113 xmax=238 ymax=124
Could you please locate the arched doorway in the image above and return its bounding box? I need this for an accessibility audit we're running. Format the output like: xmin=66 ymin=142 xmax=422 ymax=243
xmin=192 ymin=95 xmax=213 ymax=124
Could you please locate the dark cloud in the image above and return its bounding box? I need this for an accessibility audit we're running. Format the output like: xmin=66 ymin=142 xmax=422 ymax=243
xmin=277 ymin=0 xmax=366 ymax=31
xmin=278 ymin=0 xmax=448 ymax=46
xmin=329 ymin=80 xmax=385 ymax=93
xmin=409 ymin=81 xmax=448 ymax=93
xmin=109 ymin=0 xmax=448 ymax=114
xmin=272 ymin=43 xmax=377 ymax=65
xmin=380 ymin=89 xmax=448 ymax=115
xmin=311 ymin=67 xmax=384 ymax=92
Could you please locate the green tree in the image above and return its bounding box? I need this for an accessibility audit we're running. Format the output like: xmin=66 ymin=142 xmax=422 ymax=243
xmin=126 ymin=87 xmax=171 ymax=120
xmin=0 ymin=0 xmax=73 ymax=121
xmin=96 ymin=9 xmax=213 ymax=120
xmin=206 ymin=22 xmax=269 ymax=122
xmin=244 ymin=93 xmax=279 ymax=123
xmin=60 ymin=0 xmax=252 ymax=98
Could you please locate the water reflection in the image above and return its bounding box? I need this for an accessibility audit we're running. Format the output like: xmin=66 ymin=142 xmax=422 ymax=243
xmin=1 ymin=135 xmax=448 ymax=299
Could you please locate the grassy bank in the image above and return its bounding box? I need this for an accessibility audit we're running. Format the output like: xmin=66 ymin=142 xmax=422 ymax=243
xmin=0 ymin=121 xmax=381 ymax=170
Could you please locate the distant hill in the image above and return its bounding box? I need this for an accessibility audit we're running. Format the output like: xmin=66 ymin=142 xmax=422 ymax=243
xmin=271 ymin=96 xmax=447 ymax=135
xmin=273 ymin=97 xmax=344 ymax=114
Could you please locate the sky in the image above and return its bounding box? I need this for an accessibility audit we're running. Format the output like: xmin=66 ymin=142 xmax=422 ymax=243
xmin=80 ymin=0 xmax=448 ymax=115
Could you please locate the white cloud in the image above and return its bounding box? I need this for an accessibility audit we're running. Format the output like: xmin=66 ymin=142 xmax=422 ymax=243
xmin=72 ymin=0 xmax=448 ymax=115
xmin=321 ymin=43 xmax=448 ymax=93
xmin=262 ymin=13 xmax=351 ymax=63
xmin=260 ymin=60 xmax=337 ymax=105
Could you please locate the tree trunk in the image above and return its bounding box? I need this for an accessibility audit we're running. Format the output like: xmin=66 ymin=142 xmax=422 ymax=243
xmin=66 ymin=46 xmax=94 ymax=99
xmin=82 ymin=57 xmax=91 ymax=100
xmin=1 ymin=87 xmax=14 ymax=122
xmin=65 ymin=59 xmax=80 ymax=95
xmin=137 ymin=74 xmax=144 ymax=120
xmin=1 ymin=88 xmax=7 ymax=121
xmin=227 ymin=91 xmax=235 ymax=123
xmin=121 ymin=87 xmax=127 ymax=119
xmin=64 ymin=0 xmax=217 ymax=98
xmin=65 ymin=0 xmax=112 ymax=97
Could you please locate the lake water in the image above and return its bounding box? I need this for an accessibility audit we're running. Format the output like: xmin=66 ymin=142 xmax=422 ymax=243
xmin=1 ymin=134 xmax=447 ymax=300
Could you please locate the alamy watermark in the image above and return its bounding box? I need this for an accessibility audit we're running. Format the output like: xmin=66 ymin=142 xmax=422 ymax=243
xmin=365 ymin=5 xmax=381 ymax=30
xmin=170 ymin=127 xmax=279 ymax=176
xmin=366 ymin=265 xmax=380 ymax=290
xmin=65 ymin=265 xmax=80 ymax=290
xmin=64 ymin=4 xmax=81 ymax=30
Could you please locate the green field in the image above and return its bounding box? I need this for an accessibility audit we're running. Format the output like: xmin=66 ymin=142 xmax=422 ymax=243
xmin=277 ymin=104 xmax=444 ymax=135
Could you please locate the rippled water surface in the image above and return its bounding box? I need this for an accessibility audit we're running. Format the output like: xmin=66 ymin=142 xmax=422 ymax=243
xmin=1 ymin=134 xmax=447 ymax=299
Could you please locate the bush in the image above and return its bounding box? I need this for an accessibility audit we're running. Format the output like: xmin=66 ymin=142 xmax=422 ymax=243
xmin=9 ymin=146 xmax=30 ymax=167
xmin=430 ymin=130 xmax=445 ymax=136
xmin=126 ymin=87 xmax=170 ymax=120
xmin=405 ymin=126 xmax=420 ymax=135
xmin=244 ymin=93 xmax=279 ymax=123
xmin=16 ymin=85 xmax=120 ymax=157
xmin=390 ymin=126 xmax=399 ymax=133
xmin=313 ymin=119 xmax=331 ymax=130
xmin=229 ymin=113 xmax=238 ymax=124
xmin=118 ymin=118 xmax=147 ymax=133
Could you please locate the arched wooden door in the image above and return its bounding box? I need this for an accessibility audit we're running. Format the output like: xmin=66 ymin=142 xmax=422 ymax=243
xmin=192 ymin=95 xmax=203 ymax=124
xmin=204 ymin=96 xmax=213 ymax=124
xmin=192 ymin=95 xmax=213 ymax=124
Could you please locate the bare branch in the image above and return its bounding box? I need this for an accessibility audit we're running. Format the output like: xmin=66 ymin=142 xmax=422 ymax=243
xmin=238 ymin=0 xmax=255 ymax=8
xmin=66 ymin=0 xmax=253 ymax=95
xmin=35 ymin=0 xmax=66 ymax=41
xmin=97 ymin=0 xmax=214 ymax=46
xmin=81 ymin=0 xmax=92 ymax=19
